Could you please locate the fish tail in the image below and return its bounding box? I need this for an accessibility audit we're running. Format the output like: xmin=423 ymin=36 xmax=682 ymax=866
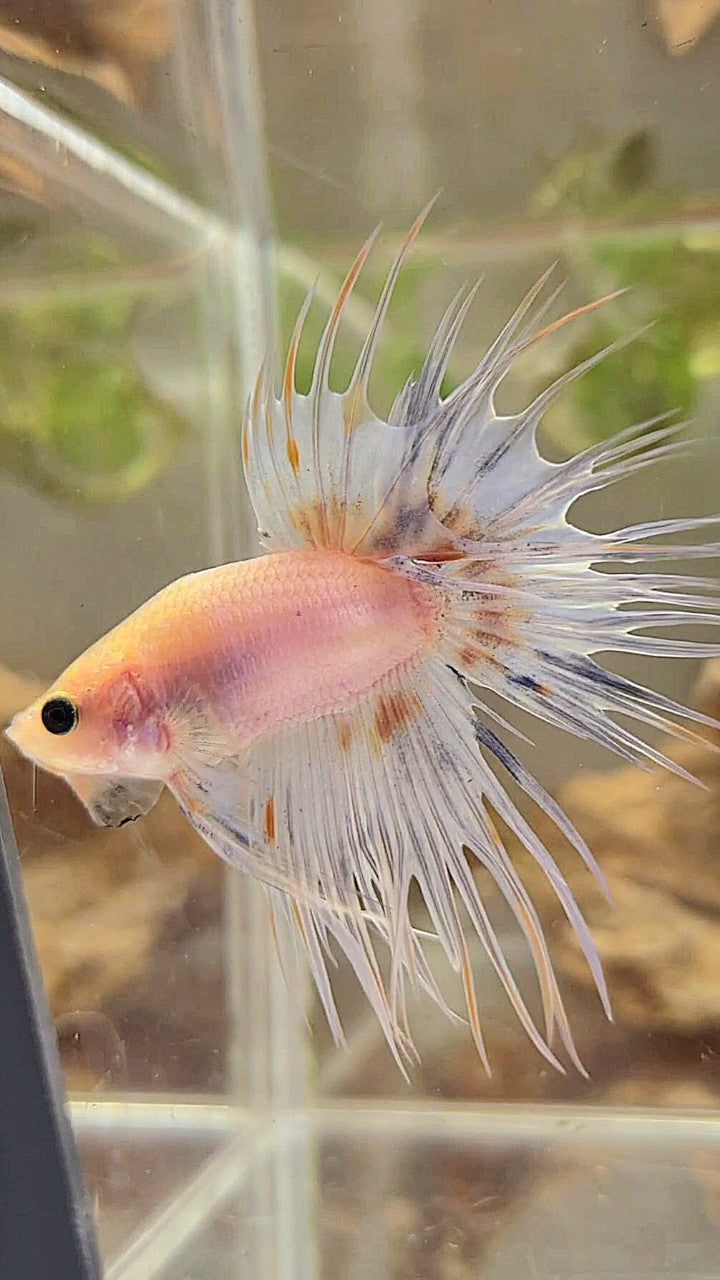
xmin=218 ymin=210 xmax=720 ymax=1068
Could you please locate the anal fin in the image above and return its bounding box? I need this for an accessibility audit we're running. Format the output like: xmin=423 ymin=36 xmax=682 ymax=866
xmin=167 ymin=654 xmax=601 ymax=1073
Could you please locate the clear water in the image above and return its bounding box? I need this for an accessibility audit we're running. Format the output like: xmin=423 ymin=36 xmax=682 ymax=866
xmin=1 ymin=1 xmax=720 ymax=1277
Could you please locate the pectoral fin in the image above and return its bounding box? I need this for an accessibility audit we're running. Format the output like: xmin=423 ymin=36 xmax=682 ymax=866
xmin=64 ymin=773 xmax=164 ymax=827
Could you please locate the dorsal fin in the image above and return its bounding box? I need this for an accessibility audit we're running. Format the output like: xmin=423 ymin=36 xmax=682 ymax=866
xmin=242 ymin=210 xmax=623 ymax=559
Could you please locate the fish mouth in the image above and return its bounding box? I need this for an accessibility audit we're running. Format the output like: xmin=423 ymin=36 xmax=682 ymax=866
xmin=4 ymin=710 xmax=68 ymax=774
xmin=4 ymin=713 xmax=34 ymax=756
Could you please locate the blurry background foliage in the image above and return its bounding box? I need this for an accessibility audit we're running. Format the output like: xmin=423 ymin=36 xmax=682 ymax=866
xmin=0 ymin=235 xmax=185 ymax=504
xmin=280 ymin=128 xmax=720 ymax=458
xmin=1 ymin=127 xmax=719 ymax=505
xmin=528 ymin=129 xmax=720 ymax=450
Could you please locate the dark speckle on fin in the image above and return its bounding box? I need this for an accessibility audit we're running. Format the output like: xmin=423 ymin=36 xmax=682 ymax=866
xmin=73 ymin=776 xmax=164 ymax=827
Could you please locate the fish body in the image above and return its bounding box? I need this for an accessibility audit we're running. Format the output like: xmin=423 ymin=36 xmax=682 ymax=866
xmin=9 ymin=550 xmax=439 ymax=775
xmin=153 ymin=550 xmax=440 ymax=741
xmin=7 ymin=206 xmax=720 ymax=1072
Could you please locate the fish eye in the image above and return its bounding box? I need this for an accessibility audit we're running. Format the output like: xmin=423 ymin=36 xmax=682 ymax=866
xmin=41 ymin=696 xmax=79 ymax=736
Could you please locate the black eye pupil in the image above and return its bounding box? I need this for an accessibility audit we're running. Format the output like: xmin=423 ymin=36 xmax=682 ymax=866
xmin=41 ymin=697 xmax=78 ymax=735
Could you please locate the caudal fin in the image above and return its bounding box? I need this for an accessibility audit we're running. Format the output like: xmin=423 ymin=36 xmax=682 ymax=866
xmin=232 ymin=211 xmax=720 ymax=1071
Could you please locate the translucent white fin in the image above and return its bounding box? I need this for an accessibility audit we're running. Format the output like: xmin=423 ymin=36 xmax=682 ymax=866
xmin=392 ymin=415 xmax=720 ymax=783
xmin=235 ymin=212 xmax=720 ymax=1072
xmin=242 ymin=203 xmax=443 ymax=555
xmin=167 ymin=655 xmax=618 ymax=1074
xmin=65 ymin=773 xmax=163 ymax=827
xmin=243 ymin=210 xmax=624 ymax=559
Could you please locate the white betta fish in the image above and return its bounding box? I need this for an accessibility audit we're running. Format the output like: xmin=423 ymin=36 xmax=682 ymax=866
xmin=7 ymin=206 xmax=720 ymax=1073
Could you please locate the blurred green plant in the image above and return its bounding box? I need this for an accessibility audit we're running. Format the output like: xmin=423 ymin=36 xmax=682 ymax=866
xmin=0 ymin=239 xmax=185 ymax=504
xmin=530 ymin=129 xmax=720 ymax=450
xmin=530 ymin=129 xmax=663 ymax=221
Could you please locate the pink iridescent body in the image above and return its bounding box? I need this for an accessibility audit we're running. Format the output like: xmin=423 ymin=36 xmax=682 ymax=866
xmin=6 ymin=549 xmax=441 ymax=782
xmin=127 ymin=549 xmax=442 ymax=752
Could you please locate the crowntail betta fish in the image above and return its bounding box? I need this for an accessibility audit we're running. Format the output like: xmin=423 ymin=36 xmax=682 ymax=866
xmin=7 ymin=206 xmax=720 ymax=1074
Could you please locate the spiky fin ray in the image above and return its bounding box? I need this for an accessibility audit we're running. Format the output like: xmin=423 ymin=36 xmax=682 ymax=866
xmin=168 ymin=651 xmax=623 ymax=1072
xmin=236 ymin=213 xmax=720 ymax=1071
xmin=242 ymin=210 xmax=627 ymax=560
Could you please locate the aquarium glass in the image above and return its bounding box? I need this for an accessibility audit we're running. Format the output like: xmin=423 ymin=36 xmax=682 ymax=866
xmin=1 ymin=1 xmax=720 ymax=1277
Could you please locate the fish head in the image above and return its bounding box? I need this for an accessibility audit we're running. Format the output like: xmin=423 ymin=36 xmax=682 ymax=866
xmin=5 ymin=640 xmax=169 ymax=811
